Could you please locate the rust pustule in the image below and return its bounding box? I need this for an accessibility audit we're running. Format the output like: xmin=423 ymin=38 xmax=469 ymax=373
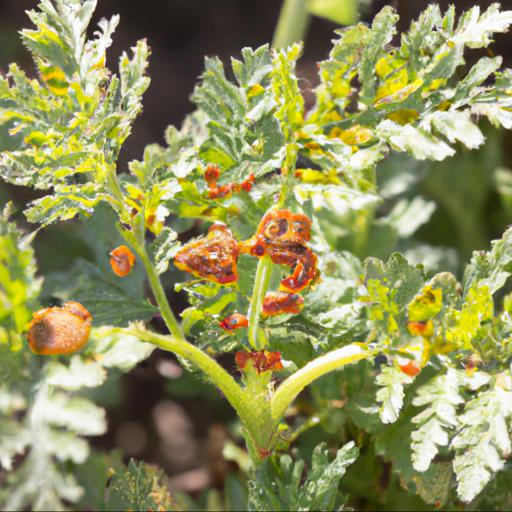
xmin=28 ymin=301 xmax=92 ymax=355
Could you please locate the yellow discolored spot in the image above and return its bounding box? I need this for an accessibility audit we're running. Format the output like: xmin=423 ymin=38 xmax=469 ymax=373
xmin=408 ymin=285 xmax=443 ymax=323
xmin=436 ymin=101 xmax=452 ymax=112
xmin=40 ymin=65 xmax=69 ymax=96
xmin=376 ymin=56 xmax=394 ymax=79
xmin=374 ymin=78 xmax=424 ymax=108
xmin=304 ymin=141 xmax=322 ymax=151
xmin=247 ymin=83 xmax=265 ymax=98
xmin=331 ymin=124 xmax=372 ymax=145
xmin=24 ymin=131 xmax=50 ymax=147
xmin=386 ymin=109 xmax=420 ymax=125
xmin=423 ymin=78 xmax=447 ymax=93
xmin=295 ymin=168 xmax=340 ymax=185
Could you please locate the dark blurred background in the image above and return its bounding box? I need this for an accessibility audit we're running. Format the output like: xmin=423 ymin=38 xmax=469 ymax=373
xmin=2 ymin=0 xmax=512 ymax=504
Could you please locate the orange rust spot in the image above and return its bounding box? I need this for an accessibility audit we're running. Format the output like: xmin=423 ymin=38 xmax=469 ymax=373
xmin=204 ymin=164 xmax=221 ymax=185
xmin=204 ymin=164 xmax=255 ymax=200
xmin=28 ymin=302 xmax=92 ymax=355
xmin=257 ymin=448 xmax=272 ymax=459
xmin=219 ymin=313 xmax=249 ymax=332
xmin=174 ymin=224 xmax=239 ymax=284
xmin=399 ymin=361 xmax=421 ymax=377
xmin=407 ymin=320 xmax=433 ymax=337
xmin=240 ymin=209 xmax=318 ymax=293
xmin=110 ymin=245 xmax=136 ymax=277
xmin=262 ymin=291 xmax=304 ymax=317
xmin=235 ymin=350 xmax=283 ymax=374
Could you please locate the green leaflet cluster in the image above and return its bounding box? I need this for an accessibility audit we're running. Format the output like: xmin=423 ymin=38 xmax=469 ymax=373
xmin=357 ymin=226 xmax=512 ymax=503
xmin=248 ymin=442 xmax=358 ymax=511
xmin=0 ymin=213 xmax=154 ymax=510
xmin=406 ymin=368 xmax=512 ymax=503
xmin=3 ymin=0 xmax=512 ymax=510
xmin=110 ymin=3 xmax=512 ymax=246
xmin=311 ymin=4 xmax=512 ymax=158
xmin=0 ymin=205 xmax=41 ymax=351
xmin=0 ymin=0 xmax=149 ymax=225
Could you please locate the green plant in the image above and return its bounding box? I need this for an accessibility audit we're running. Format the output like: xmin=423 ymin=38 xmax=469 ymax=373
xmin=2 ymin=0 xmax=512 ymax=510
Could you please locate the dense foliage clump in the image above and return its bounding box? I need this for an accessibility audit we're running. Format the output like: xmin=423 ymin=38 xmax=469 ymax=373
xmin=2 ymin=1 xmax=512 ymax=510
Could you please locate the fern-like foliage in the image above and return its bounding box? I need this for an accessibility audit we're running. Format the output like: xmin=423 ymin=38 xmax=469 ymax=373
xmin=248 ymin=442 xmax=358 ymax=511
xmin=357 ymin=225 xmax=512 ymax=504
xmin=0 ymin=211 xmax=154 ymax=510
xmin=2 ymin=0 xmax=512 ymax=509
xmin=452 ymin=380 xmax=512 ymax=502
xmin=104 ymin=460 xmax=174 ymax=511
xmin=411 ymin=368 xmax=465 ymax=472
xmin=376 ymin=364 xmax=413 ymax=424
xmin=0 ymin=0 xmax=149 ymax=225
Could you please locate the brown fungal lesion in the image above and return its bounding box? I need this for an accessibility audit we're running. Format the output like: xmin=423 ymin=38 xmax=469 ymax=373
xmin=174 ymin=223 xmax=240 ymax=285
xmin=28 ymin=301 xmax=92 ymax=355
xmin=109 ymin=245 xmax=136 ymax=277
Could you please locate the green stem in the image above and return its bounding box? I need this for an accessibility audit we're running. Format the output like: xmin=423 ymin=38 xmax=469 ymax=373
xmin=271 ymin=344 xmax=373 ymax=425
xmin=137 ymin=247 xmax=185 ymax=341
xmin=103 ymin=161 xmax=184 ymax=340
xmin=272 ymin=0 xmax=311 ymax=49
xmin=128 ymin=327 xmax=255 ymax=427
xmin=124 ymin=326 xmax=276 ymax=461
xmin=248 ymin=255 xmax=272 ymax=350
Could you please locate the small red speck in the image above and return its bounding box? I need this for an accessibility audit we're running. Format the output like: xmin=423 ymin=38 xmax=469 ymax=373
xmin=219 ymin=313 xmax=249 ymax=331
xmin=399 ymin=361 xmax=420 ymax=377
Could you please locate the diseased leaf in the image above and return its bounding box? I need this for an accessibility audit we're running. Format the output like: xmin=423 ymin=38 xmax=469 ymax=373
xmin=0 ymin=0 xmax=150 ymax=227
xmin=192 ymin=45 xmax=284 ymax=182
xmin=358 ymin=7 xmax=399 ymax=104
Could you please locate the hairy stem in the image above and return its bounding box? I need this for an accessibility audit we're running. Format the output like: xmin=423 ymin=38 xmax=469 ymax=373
xmin=272 ymin=0 xmax=310 ymax=49
xmin=128 ymin=327 xmax=256 ymax=427
xmin=271 ymin=344 xmax=373 ymax=425
xmin=248 ymin=255 xmax=272 ymax=350
xmin=137 ymin=247 xmax=185 ymax=340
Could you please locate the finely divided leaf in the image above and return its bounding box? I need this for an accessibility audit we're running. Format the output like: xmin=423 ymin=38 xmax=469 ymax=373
xmin=452 ymin=382 xmax=512 ymax=502
xmin=411 ymin=368 xmax=464 ymax=472
xmin=248 ymin=442 xmax=358 ymax=511
xmin=376 ymin=365 xmax=413 ymax=424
